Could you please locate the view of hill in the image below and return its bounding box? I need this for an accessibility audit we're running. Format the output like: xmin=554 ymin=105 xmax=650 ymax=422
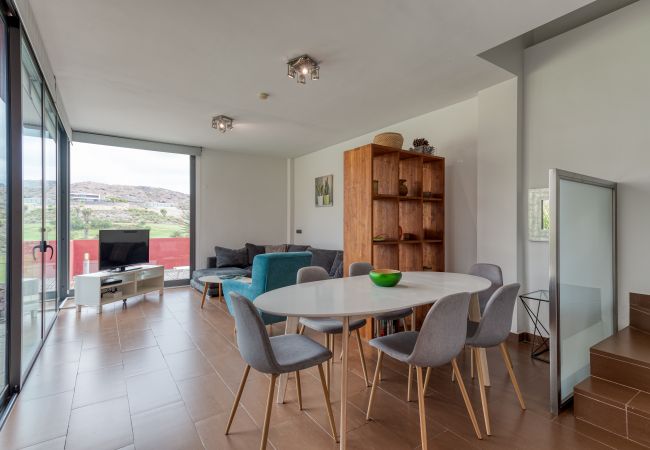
xmin=70 ymin=181 xmax=189 ymax=207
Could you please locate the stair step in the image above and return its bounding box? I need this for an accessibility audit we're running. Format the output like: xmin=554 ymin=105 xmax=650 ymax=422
xmin=574 ymin=377 xmax=638 ymax=437
xmin=628 ymin=391 xmax=650 ymax=447
xmin=631 ymin=293 xmax=650 ymax=334
xmin=590 ymin=327 xmax=650 ymax=391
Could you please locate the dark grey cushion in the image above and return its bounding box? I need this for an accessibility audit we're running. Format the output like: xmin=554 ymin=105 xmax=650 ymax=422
xmin=329 ymin=251 xmax=344 ymax=278
xmin=287 ymin=244 xmax=309 ymax=252
xmin=307 ymin=247 xmax=339 ymax=273
xmin=245 ymin=243 xmax=265 ymax=266
xmin=299 ymin=317 xmax=367 ymax=334
xmin=214 ymin=246 xmax=248 ymax=268
xmin=207 ymin=256 xmax=217 ymax=269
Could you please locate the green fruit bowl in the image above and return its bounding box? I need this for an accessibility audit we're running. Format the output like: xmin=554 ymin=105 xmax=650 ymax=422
xmin=369 ymin=269 xmax=402 ymax=287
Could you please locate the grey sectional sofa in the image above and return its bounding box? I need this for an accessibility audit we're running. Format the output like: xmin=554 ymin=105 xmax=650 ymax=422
xmin=190 ymin=244 xmax=343 ymax=297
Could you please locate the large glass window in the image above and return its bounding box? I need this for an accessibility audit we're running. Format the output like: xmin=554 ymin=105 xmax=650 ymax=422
xmin=69 ymin=143 xmax=190 ymax=286
xmin=0 ymin=16 xmax=8 ymax=395
xmin=21 ymin=38 xmax=44 ymax=371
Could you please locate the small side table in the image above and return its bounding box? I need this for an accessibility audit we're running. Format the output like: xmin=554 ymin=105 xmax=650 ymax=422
xmin=519 ymin=290 xmax=550 ymax=363
xmin=199 ymin=275 xmax=223 ymax=308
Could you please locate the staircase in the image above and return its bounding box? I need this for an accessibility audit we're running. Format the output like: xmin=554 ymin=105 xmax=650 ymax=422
xmin=574 ymin=293 xmax=650 ymax=447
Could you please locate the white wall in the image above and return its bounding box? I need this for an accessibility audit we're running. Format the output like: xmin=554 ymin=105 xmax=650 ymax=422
xmin=477 ymin=78 xmax=520 ymax=284
xmin=524 ymin=0 xmax=650 ymax=328
xmin=292 ymin=98 xmax=478 ymax=273
xmin=195 ymin=149 xmax=288 ymax=268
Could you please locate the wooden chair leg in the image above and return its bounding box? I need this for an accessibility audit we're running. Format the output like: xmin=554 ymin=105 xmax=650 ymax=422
xmin=295 ymin=371 xmax=303 ymax=410
xmin=260 ymin=374 xmax=277 ymax=450
xmin=325 ymin=334 xmax=331 ymax=390
xmin=416 ymin=366 xmax=428 ymax=450
xmin=474 ymin=348 xmax=491 ymax=435
xmin=499 ymin=342 xmax=526 ymax=410
xmin=451 ymin=358 xmax=482 ymax=440
xmin=298 ymin=324 xmax=305 ymax=335
xmin=355 ymin=329 xmax=370 ymax=386
xmin=470 ymin=346 xmax=475 ymax=379
xmin=225 ymin=365 xmax=251 ymax=434
xmin=407 ymin=365 xmax=414 ymax=402
xmin=366 ymin=350 xmax=384 ymax=420
xmin=423 ymin=367 xmax=431 ymax=394
xmin=201 ymin=283 xmax=209 ymax=308
xmin=318 ymin=364 xmax=338 ymax=442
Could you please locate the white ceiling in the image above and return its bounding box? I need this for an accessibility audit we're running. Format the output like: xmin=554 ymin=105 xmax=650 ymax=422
xmin=27 ymin=0 xmax=592 ymax=157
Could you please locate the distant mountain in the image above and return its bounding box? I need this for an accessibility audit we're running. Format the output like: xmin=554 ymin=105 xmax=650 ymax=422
xmin=70 ymin=181 xmax=189 ymax=208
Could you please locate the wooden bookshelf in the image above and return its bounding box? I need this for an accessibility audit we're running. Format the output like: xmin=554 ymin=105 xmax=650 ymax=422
xmin=343 ymin=143 xmax=445 ymax=339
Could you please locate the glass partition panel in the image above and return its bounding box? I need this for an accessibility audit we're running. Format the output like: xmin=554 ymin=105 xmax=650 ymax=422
xmin=43 ymin=93 xmax=57 ymax=328
xmin=0 ymin=16 xmax=7 ymax=393
xmin=21 ymin=39 xmax=44 ymax=372
xmin=550 ymin=169 xmax=616 ymax=413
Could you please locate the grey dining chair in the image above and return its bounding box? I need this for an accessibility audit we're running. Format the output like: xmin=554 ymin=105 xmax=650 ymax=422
xmin=225 ymin=293 xmax=337 ymax=449
xmin=467 ymin=263 xmax=503 ymax=378
xmin=365 ymin=292 xmax=482 ymax=448
xmin=350 ymin=261 xmax=415 ymax=397
xmin=297 ymin=266 xmax=370 ymax=387
xmin=350 ymin=262 xmax=414 ymax=329
xmin=470 ymin=263 xmax=503 ymax=314
xmin=465 ymin=282 xmax=526 ymax=436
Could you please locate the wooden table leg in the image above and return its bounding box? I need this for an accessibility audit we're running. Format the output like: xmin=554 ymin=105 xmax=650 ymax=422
xmin=469 ymin=292 xmax=490 ymax=386
xmin=277 ymin=316 xmax=299 ymax=403
xmin=340 ymin=316 xmax=349 ymax=450
xmin=201 ymin=283 xmax=209 ymax=309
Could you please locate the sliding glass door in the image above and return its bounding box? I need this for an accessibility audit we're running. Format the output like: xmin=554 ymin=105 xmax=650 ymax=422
xmin=21 ymin=40 xmax=43 ymax=371
xmin=0 ymin=15 xmax=8 ymax=399
xmin=20 ymin=36 xmax=58 ymax=373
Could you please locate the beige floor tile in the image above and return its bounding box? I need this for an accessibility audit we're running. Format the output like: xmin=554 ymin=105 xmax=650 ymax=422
xmin=126 ymin=368 xmax=181 ymax=414
xmin=132 ymin=402 xmax=203 ymax=450
xmin=196 ymin=411 xmax=262 ymax=450
xmin=20 ymin=436 xmax=66 ymax=450
xmin=119 ymin=328 xmax=158 ymax=352
xmin=155 ymin=330 xmax=196 ymax=355
xmin=0 ymin=391 xmax=73 ymax=449
xmin=72 ymin=364 xmax=127 ymax=408
xmin=122 ymin=346 xmax=167 ymax=377
xmin=20 ymin=361 xmax=78 ymax=401
xmin=164 ymin=348 xmax=213 ymax=381
xmin=66 ymin=397 xmax=133 ymax=450
xmin=177 ymin=372 xmax=236 ymax=421
xmin=78 ymin=344 xmax=123 ymax=372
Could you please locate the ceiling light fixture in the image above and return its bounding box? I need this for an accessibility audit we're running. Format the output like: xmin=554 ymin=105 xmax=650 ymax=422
xmin=287 ymin=54 xmax=319 ymax=85
xmin=212 ymin=115 xmax=233 ymax=133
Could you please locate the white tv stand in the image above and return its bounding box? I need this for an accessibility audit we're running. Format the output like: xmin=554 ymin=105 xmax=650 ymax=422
xmin=74 ymin=264 xmax=164 ymax=313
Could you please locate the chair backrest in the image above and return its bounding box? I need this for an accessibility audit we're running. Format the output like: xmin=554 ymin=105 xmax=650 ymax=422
xmin=470 ymin=263 xmax=503 ymax=313
xmin=251 ymin=252 xmax=312 ymax=294
xmin=349 ymin=262 xmax=373 ymax=277
xmin=471 ymin=283 xmax=520 ymax=348
xmin=230 ymin=292 xmax=280 ymax=374
xmin=297 ymin=266 xmax=329 ymax=284
xmin=406 ymin=292 xmax=471 ymax=368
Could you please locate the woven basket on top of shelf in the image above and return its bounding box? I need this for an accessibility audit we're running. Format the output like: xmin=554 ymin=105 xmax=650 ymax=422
xmin=373 ymin=132 xmax=403 ymax=149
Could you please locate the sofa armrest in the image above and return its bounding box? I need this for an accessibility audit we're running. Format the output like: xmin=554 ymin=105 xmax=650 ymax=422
xmin=222 ymin=278 xmax=260 ymax=312
xmin=207 ymin=256 xmax=217 ymax=269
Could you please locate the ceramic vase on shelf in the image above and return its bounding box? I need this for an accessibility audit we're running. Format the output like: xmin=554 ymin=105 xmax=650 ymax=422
xmin=399 ymin=179 xmax=408 ymax=196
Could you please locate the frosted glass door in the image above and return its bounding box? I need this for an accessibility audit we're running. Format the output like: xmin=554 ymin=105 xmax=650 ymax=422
xmin=550 ymin=170 xmax=616 ymax=413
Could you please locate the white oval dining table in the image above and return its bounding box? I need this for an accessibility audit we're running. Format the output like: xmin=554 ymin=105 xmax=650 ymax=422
xmin=255 ymin=271 xmax=491 ymax=450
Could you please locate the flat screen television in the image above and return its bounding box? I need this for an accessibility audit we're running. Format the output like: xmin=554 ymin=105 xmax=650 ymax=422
xmin=99 ymin=229 xmax=150 ymax=271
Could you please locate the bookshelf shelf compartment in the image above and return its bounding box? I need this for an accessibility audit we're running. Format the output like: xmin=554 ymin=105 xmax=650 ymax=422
xmin=344 ymin=143 xmax=445 ymax=339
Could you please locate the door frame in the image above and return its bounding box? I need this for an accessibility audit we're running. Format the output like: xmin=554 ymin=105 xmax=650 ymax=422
xmin=548 ymin=168 xmax=618 ymax=414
